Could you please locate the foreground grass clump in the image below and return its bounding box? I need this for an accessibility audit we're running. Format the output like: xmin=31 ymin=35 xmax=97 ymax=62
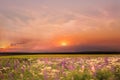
xmin=113 ymin=65 xmax=120 ymax=80
xmin=0 ymin=56 xmax=120 ymax=80
xmin=63 ymin=70 xmax=93 ymax=80
xmin=95 ymin=69 xmax=113 ymax=80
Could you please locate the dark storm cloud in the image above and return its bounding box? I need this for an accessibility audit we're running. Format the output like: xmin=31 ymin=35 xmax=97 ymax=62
xmin=48 ymin=44 xmax=120 ymax=52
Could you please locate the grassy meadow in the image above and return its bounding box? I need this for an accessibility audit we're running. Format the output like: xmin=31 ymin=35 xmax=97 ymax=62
xmin=0 ymin=54 xmax=120 ymax=80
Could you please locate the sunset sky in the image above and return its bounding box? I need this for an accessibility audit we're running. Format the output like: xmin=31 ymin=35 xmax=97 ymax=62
xmin=0 ymin=0 xmax=120 ymax=52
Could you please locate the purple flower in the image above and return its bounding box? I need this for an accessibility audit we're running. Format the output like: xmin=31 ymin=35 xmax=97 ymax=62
xmin=43 ymin=70 xmax=48 ymax=80
xmin=104 ymin=57 xmax=109 ymax=65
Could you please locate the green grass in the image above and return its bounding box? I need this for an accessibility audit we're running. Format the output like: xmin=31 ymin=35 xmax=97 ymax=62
xmin=0 ymin=54 xmax=119 ymax=58
xmin=0 ymin=54 xmax=120 ymax=80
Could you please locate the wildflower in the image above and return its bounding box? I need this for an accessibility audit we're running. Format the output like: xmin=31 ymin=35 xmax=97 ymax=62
xmin=91 ymin=65 xmax=96 ymax=73
xmin=52 ymin=69 xmax=60 ymax=73
xmin=20 ymin=73 xmax=23 ymax=78
xmin=45 ymin=67 xmax=52 ymax=70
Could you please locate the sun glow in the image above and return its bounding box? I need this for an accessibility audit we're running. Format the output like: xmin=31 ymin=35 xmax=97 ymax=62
xmin=0 ymin=42 xmax=10 ymax=50
xmin=61 ymin=42 xmax=68 ymax=46
xmin=0 ymin=45 xmax=8 ymax=49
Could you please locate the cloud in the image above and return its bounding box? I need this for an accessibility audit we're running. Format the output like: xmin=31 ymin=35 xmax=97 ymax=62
xmin=0 ymin=0 xmax=120 ymax=52
xmin=10 ymin=41 xmax=28 ymax=47
xmin=48 ymin=43 xmax=120 ymax=52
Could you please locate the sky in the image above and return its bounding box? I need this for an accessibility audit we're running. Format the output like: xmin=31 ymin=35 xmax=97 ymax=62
xmin=0 ymin=0 xmax=120 ymax=52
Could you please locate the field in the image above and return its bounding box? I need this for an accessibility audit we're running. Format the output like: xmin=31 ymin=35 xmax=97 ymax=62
xmin=0 ymin=54 xmax=120 ymax=80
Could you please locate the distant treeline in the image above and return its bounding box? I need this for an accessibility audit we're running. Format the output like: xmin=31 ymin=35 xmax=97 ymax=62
xmin=0 ymin=51 xmax=120 ymax=56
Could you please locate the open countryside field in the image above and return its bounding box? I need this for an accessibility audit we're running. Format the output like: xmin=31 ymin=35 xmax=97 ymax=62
xmin=0 ymin=54 xmax=120 ymax=80
xmin=1 ymin=0 xmax=120 ymax=80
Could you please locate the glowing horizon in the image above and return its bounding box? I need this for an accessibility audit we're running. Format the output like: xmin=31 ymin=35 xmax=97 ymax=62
xmin=0 ymin=0 xmax=120 ymax=52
